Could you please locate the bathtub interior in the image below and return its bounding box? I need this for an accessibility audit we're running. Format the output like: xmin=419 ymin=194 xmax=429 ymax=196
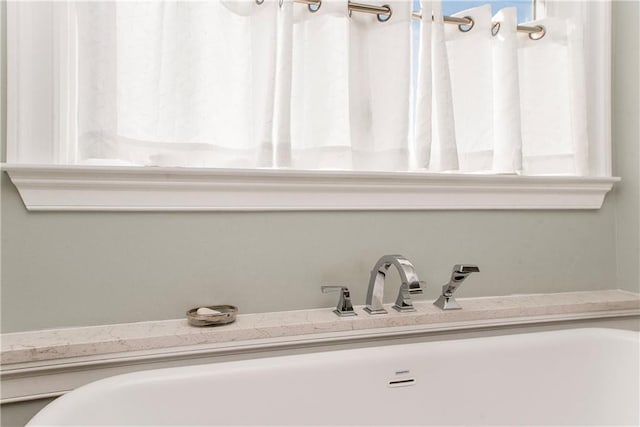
xmin=27 ymin=328 xmax=640 ymax=426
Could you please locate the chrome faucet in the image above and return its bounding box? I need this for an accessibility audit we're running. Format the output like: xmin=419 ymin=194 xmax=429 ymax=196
xmin=321 ymin=285 xmax=357 ymax=317
xmin=433 ymin=264 xmax=479 ymax=310
xmin=364 ymin=255 xmax=426 ymax=314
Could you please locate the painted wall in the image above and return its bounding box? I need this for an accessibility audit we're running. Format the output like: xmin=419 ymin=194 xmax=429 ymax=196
xmin=1 ymin=3 xmax=638 ymax=336
xmin=612 ymin=0 xmax=640 ymax=296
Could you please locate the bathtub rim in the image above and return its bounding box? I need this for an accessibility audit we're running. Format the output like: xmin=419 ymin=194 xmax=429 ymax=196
xmin=26 ymin=326 xmax=640 ymax=427
xmin=2 ymin=314 xmax=639 ymax=405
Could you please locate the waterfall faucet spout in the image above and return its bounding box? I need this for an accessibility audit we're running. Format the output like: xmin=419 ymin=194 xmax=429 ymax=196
xmin=364 ymin=255 xmax=426 ymax=315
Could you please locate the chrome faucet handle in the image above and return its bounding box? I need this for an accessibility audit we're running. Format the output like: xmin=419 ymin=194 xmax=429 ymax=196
xmin=393 ymin=280 xmax=427 ymax=313
xmin=433 ymin=264 xmax=480 ymax=310
xmin=321 ymin=286 xmax=357 ymax=317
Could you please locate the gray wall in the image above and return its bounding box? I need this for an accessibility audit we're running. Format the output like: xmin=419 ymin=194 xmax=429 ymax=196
xmin=612 ymin=0 xmax=640 ymax=297
xmin=1 ymin=3 xmax=638 ymax=334
xmin=0 ymin=399 xmax=55 ymax=427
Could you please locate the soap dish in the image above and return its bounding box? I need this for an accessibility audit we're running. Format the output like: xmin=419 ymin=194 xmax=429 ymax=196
xmin=187 ymin=304 xmax=238 ymax=327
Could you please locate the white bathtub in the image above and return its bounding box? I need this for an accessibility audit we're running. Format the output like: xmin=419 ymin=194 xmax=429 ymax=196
xmin=28 ymin=328 xmax=639 ymax=426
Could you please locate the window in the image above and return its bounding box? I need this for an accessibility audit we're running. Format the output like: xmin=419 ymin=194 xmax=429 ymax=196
xmin=440 ymin=0 xmax=532 ymax=21
xmin=3 ymin=0 xmax=617 ymax=211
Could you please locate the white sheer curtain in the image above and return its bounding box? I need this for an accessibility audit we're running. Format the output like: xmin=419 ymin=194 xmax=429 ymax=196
xmin=77 ymin=1 xmax=280 ymax=168
xmin=289 ymin=0 xmax=412 ymax=170
xmin=76 ymin=0 xmax=412 ymax=170
xmin=417 ymin=3 xmax=588 ymax=175
xmin=74 ymin=0 xmax=589 ymax=175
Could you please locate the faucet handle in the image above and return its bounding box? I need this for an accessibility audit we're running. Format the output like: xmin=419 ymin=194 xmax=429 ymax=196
xmin=434 ymin=264 xmax=480 ymax=310
xmin=392 ymin=281 xmax=427 ymax=312
xmin=321 ymin=286 xmax=357 ymax=317
xmin=454 ymin=264 xmax=480 ymax=275
xmin=408 ymin=280 xmax=427 ymax=295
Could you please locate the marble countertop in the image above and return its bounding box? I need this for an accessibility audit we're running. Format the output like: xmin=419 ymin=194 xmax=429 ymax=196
xmin=2 ymin=289 xmax=639 ymax=366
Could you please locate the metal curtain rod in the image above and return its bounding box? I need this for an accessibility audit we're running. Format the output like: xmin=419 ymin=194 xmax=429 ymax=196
xmin=292 ymin=0 xmax=546 ymax=38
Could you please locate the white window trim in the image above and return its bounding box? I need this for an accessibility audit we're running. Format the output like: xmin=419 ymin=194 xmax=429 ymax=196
xmin=1 ymin=164 xmax=618 ymax=211
xmin=3 ymin=1 xmax=617 ymax=212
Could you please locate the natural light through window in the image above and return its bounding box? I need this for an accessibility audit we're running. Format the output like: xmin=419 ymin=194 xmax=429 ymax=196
xmin=3 ymin=0 xmax=617 ymax=211
xmin=440 ymin=0 xmax=532 ymax=21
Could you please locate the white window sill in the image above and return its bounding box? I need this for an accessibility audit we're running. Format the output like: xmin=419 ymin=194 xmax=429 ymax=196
xmin=1 ymin=164 xmax=619 ymax=211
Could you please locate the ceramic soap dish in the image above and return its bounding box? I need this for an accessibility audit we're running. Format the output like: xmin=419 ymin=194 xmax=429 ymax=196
xmin=187 ymin=304 xmax=238 ymax=327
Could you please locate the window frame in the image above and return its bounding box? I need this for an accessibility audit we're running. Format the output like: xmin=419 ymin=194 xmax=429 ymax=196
xmin=2 ymin=0 xmax=617 ymax=211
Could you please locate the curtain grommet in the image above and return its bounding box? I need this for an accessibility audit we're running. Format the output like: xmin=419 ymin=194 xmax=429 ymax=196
xmin=529 ymin=25 xmax=546 ymax=40
xmin=255 ymin=0 xmax=264 ymax=4
xmin=491 ymin=22 xmax=500 ymax=36
xmin=308 ymin=0 xmax=321 ymax=13
xmin=458 ymin=16 xmax=474 ymax=32
xmin=377 ymin=4 xmax=392 ymax=22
